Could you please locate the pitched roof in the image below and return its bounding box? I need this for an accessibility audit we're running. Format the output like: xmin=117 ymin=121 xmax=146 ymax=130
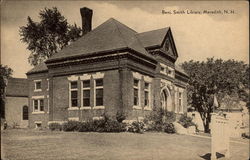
xmin=28 ymin=18 xmax=172 ymax=74
xmin=5 ymin=78 xmax=28 ymax=97
xmin=26 ymin=62 xmax=48 ymax=75
xmin=137 ymin=27 xmax=169 ymax=48
xmin=47 ymin=18 xmax=154 ymax=62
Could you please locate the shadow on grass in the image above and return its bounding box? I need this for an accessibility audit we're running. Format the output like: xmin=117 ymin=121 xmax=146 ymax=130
xmin=200 ymin=152 xmax=225 ymax=160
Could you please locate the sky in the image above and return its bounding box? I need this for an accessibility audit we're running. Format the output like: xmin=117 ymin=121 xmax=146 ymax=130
xmin=1 ymin=1 xmax=249 ymax=78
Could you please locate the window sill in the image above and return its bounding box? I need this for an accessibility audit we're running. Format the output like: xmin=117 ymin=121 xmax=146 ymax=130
xmin=68 ymin=107 xmax=79 ymax=111
xmin=133 ymin=106 xmax=142 ymax=110
xmin=68 ymin=117 xmax=79 ymax=121
xmin=144 ymin=107 xmax=152 ymax=111
xmin=93 ymin=106 xmax=105 ymax=109
xmin=32 ymin=111 xmax=45 ymax=114
xmin=80 ymin=107 xmax=91 ymax=110
xmin=34 ymin=89 xmax=42 ymax=92
xmin=32 ymin=95 xmax=45 ymax=99
xmin=160 ymin=71 xmax=166 ymax=75
xmin=93 ymin=116 xmax=104 ymax=120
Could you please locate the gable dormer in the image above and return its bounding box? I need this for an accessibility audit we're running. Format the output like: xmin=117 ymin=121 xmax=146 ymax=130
xmin=160 ymin=29 xmax=178 ymax=61
xmin=137 ymin=27 xmax=178 ymax=63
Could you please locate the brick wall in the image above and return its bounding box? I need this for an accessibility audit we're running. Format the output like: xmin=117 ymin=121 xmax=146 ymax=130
xmin=27 ymin=72 xmax=49 ymax=128
xmin=5 ymin=96 xmax=28 ymax=128
xmin=27 ymin=53 xmax=188 ymax=127
xmin=50 ymin=69 xmax=121 ymax=122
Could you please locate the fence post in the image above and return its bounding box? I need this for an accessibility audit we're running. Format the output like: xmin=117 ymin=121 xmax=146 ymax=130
xmin=211 ymin=113 xmax=217 ymax=160
xmin=225 ymin=114 xmax=230 ymax=158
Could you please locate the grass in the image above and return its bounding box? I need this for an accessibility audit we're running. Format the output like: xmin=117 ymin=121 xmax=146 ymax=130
xmin=1 ymin=129 xmax=249 ymax=160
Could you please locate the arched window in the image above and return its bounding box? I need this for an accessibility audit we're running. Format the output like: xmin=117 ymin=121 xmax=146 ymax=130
xmin=23 ymin=106 xmax=28 ymax=120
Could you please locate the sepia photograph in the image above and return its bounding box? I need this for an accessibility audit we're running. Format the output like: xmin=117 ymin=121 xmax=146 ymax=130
xmin=1 ymin=1 xmax=249 ymax=160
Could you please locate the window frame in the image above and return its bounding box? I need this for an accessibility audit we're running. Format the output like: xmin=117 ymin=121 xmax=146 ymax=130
xmin=34 ymin=80 xmax=42 ymax=92
xmin=144 ymin=82 xmax=151 ymax=108
xmin=32 ymin=99 xmax=45 ymax=114
xmin=69 ymin=81 xmax=78 ymax=108
xmin=178 ymin=92 xmax=183 ymax=113
xmin=82 ymin=80 xmax=91 ymax=108
xmin=143 ymin=75 xmax=152 ymax=111
xmin=175 ymin=89 xmax=178 ymax=113
xmin=47 ymin=95 xmax=50 ymax=113
xmin=94 ymin=78 xmax=104 ymax=108
xmin=132 ymin=72 xmax=143 ymax=110
xmin=47 ymin=79 xmax=49 ymax=91
xmin=22 ymin=106 xmax=29 ymax=120
xmin=133 ymin=78 xmax=141 ymax=107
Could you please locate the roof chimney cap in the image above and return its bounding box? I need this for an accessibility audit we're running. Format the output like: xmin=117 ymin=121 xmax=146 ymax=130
xmin=80 ymin=7 xmax=93 ymax=34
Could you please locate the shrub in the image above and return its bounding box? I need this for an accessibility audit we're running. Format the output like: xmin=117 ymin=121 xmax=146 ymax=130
xmin=116 ymin=112 xmax=126 ymax=123
xmin=62 ymin=121 xmax=81 ymax=132
xmin=144 ymin=107 xmax=176 ymax=132
xmin=162 ymin=122 xmax=175 ymax=134
xmin=127 ymin=121 xmax=145 ymax=133
xmin=77 ymin=118 xmax=126 ymax=133
xmin=178 ymin=114 xmax=196 ymax=128
xmin=104 ymin=120 xmax=126 ymax=132
xmin=92 ymin=119 xmax=106 ymax=132
xmin=164 ymin=111 xmax=176 ymax=123
xmin=49 ymin=122 xmax=62 ymax=131
xmin=78 ymin=121 xmax=93 ymax=132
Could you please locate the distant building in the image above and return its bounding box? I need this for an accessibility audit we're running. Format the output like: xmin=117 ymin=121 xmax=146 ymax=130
xmin=4 ymin=78 xmax=29 ymax=128
xmin=26 ymin=7 xmax=189 ymax=128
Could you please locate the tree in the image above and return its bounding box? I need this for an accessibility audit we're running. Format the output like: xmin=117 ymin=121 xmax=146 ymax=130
xmin=181 ymin=58 xmax=249 ymax=132
xmin=20 ymin=7 xmax=82 ymax=66
xmin=0 ymin=65 xmax=13 ymax=119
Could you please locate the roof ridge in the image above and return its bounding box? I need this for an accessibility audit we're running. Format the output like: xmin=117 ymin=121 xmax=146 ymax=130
xmin=138 ymin=27 xmax=169 ymax=35
xmin=112 ymin=19 xmax=150 ymax=57
xmin=112 ymin=19 xmax=130 ymax=48
xmin=110 ymin=18 xmax=137 ymax=33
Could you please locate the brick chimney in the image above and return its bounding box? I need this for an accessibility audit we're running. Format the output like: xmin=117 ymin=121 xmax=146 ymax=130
xmin=80 ymin=7 xmax=93 ymax=34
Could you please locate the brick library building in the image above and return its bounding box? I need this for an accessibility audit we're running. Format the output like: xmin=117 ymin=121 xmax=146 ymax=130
xmin=26 ymin=7 xmax=189 ymax=128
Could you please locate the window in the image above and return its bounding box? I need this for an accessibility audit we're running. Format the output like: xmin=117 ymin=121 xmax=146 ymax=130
xmin=47 ymin=79 xmax=49 ymax=91
xmin=70 ymin=81 xmax=78 ymax=107
xmin=161 ymin=67 xmax=165 ymax=72
xmin=133 ymin=79 xmax=140 ymax=106
xmin=22 ymin=106 xmax=28 ymax=120
xmin=160 ymin=63 xmax=166 ymax=74
xmin=144 ymin=82 xmax=150 ymax=107
xmin=34 ymin=100 xmax=39 ymax=111
xmin=94 ymin=79 xmax=103 ymax=106
xmin=47 ymin=97 xmax=50 ymax=113
xmin=175 ymin=91 xmax=178 ymax=113
xmin=35 ymin=122 xmax=42 ymax=128
xmin=179 ymin=92 xmax=183 ymax=112
xmin=82 ymin=80 xmax=90 ymax=107
xmin=167 ymin=69 xmax=171 ymax=75
xmin=167 ymin=67 xmax=174 ymax=77
xmin=40 ymin=99 xmax=44 ymax=111
xmin=35 ymin=80 xmax=42 ymax=91
xmin=33 ymin=99 xmax=44 ymax=112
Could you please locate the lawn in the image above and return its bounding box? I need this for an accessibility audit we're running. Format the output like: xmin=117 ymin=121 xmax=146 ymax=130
xmin=1 ymin=129 xmax=249 ymax=160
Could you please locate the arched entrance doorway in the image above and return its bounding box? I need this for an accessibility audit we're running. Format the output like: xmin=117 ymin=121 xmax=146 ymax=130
xmin=160 ymin=86 xmax=172 ymax=111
